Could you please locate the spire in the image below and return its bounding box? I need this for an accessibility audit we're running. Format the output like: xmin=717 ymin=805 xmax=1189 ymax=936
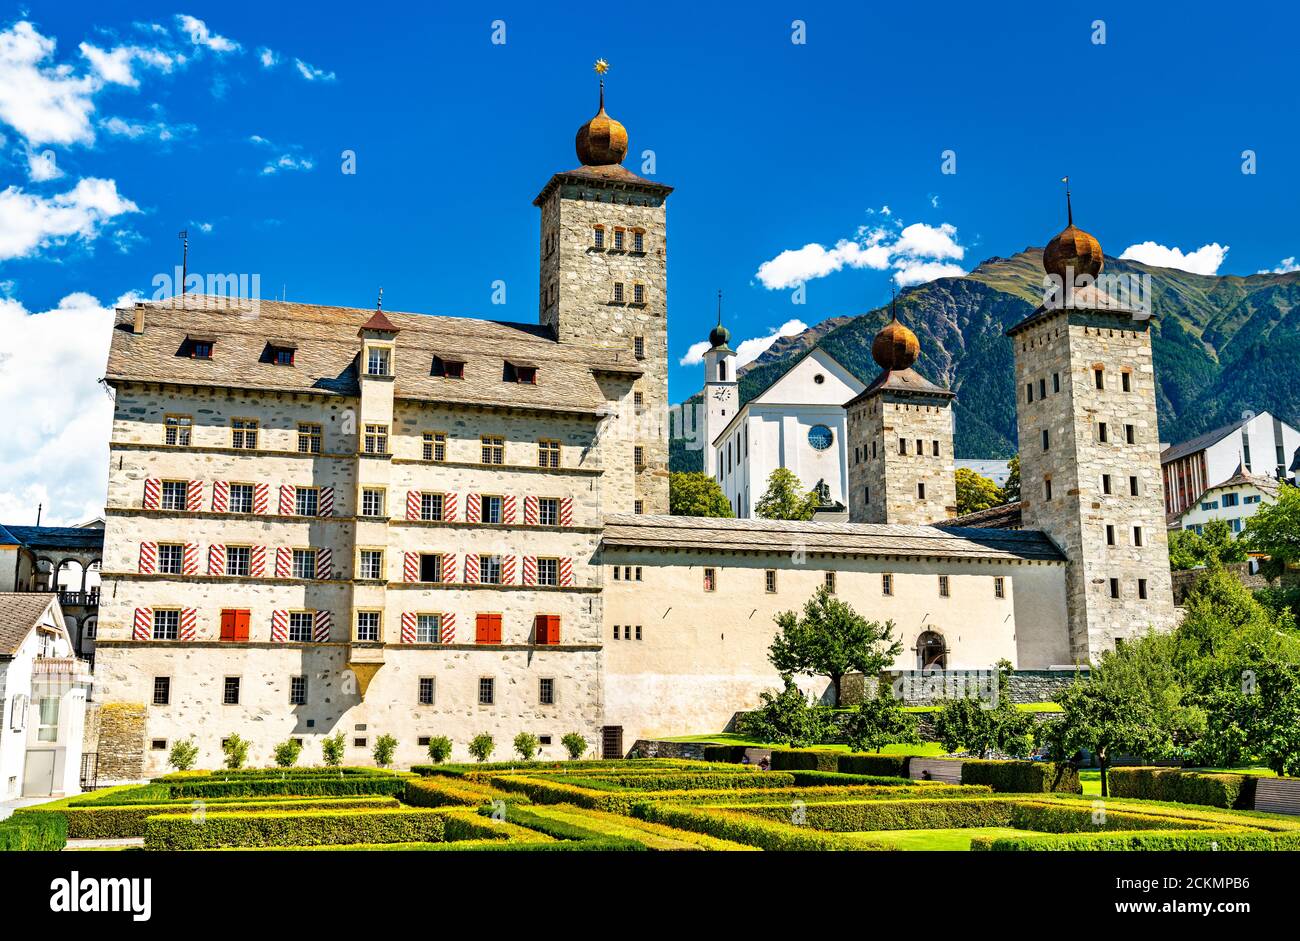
xmin=1044 ymin=176 xmax=1103 ymax=280
xmin=575 ymin=59 xmax=627 ymax=166
xmin=709 ymin=289 xmax=731 ymax=349
xmin=716 ymin=289 xmax=723 ymax=326
xmin=1062 ymin=176 xmax=1073 ymax=226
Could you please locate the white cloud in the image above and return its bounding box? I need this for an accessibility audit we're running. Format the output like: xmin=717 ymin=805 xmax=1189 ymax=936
xmin=25 ymin=147 xmax=62 ymax=181
xmin=1119 ymin=241 xmax=1229 ymax=275
xmin=175 ymin=15 xmax=240 ymax=54
xmin=260 ymin=153 xmax=314 ymax=175
xmin=755 ymin=240 xmax=892 ymax=290
xmin=756 ymin=219 xmax=968 ymax=290
xmin=258 ymin=47 xmax=279 ymax=68
xmin=679 ymin=319 xmax=808 ymax=368
xmin=679 ymin=340 xmax=711 ymax=367
xmin=1259 ymin=256 xmax=1300 ymax=274
xmin=892 ymin=222 xmax=963 ymax=261
xmin=0 ymin=291 xmax=128 ymax=525
xmin=193 ymin=220 xmax=213 ymax=233
xmin=892 ymin=259 xmax=967 ymax=287
xmin=100 ymin=115 xmax=195 ymax=142
xmin=0 ymin=177 xmax=140 ymax=260
xmin=79 ymin=42 xmax=179 ymax=88
xmin=0 ymin=22 xmax=99 ymax=147
xmin=294 ymin=58 xmax=335 ymax=82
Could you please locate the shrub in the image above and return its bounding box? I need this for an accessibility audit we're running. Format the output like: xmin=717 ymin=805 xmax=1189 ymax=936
xmin=505 ymin=804 xmax=759 ymax=850
xmin=426 ymin=736 xmax=453 ymax=764
xmin=550 ymin=771 xmax=794 ymax=792
xmin=973 ymin=830 xmax=1300 ymax=851
xmin=736 ymin=676 xmax=832 ymax=747
xmin=52 ymin=796 xmax=398 ymax=839
xmin=321 ymin=732 xmax=346 ymax=767
xmin=221 ymin=734 xmax=249 ymax=770
xmin=1006 ymin=801 xmax=1223 ymax=834
xmin=373 ymin=734 xmax=398 ymax=768
xmin=838 ymin=753 xmax=910 ymax=777
xmin=768 ymin=749 xmax=840 ymax=772
xmin=404 ymin=776 xmax=531 ymax=809
xmin=561 ymin=732 xmax=588 ymax=760
xmin=960 ymin=759 xmax=1081 ymax=794
xmin=514 ymin=732 xmax=540 ymax=762
xmin=168 ymin=737 xmax=199 ymax=772
xmin=786 ymin=770 xmax=914 ymax=787
xmin=164 ymin=776 xmax=409 ymax=800
xmin=632 ymin=803 xmax=888 ymax=851
xmin=729 ymin=797 xmax=1016 ymax=832
xmin=702 ymin=745 xmax=750 ymax=764
xmin=0 ymin=812 xmax=66 ymax=851
xmin=273 ymin=739 xmax=302 ymax=769
xmin=468 ymin=734 xmax=495 ymax=763
xmin=1107 ymin=767 xmax=1257 ymax=809
xmin=144 ymin=808 xmax=447 ymax=850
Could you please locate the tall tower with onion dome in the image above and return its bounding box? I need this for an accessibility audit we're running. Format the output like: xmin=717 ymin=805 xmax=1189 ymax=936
xmin=845 ymin=295 xmax=957 ymax=524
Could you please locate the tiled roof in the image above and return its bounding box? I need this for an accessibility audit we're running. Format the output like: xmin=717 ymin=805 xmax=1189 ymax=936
xmin=0 ymin=525 xmax=104 ymax=552
xmin=845 ymin=366 xmax=955 ymax=407
xmin=601 ymin=514 xmax=1064 ymax=562
xmin=1005 ymin=284 xmax=1147 ymax=337
xmin=0 ymin=593 xmax=57 ymax=656
xmin=1160 ymin=417 xmax=1251 ymax=464
xmin=941 ymin=502 xmax=1024 ymax=530
xmin=105 ymin=296 xmax=642 ymax=416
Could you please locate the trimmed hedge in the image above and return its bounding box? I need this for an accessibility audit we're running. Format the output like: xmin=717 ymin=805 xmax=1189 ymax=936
xmin=633 ymin=803 xmax=892 ymax=851
xmin=547 ymin=771 xmax=794 ymax=792
xmin=672 ymin=784 xmax=983 ymax=806
xmin=164 ymin=775 xmax=409 ymax=800
xmin=155 ymin=767 xmax=392 ymax=780
xmin=411 ymin=759 xmax=708 ymax=777
xmin=768 ymin=749 xmax=842 ymax=773
xmin=786 ymin=770 xmax=915 ymax=788
xmin=702 ymin=745 xmax=752 ymax=764
xmin=1108 ymin=767 xmax=1258 ymax=809
xmin=1006 ymin=801 xmax=1226 ymax=834
xmin=49 ymin=796 xmax=398 ymax=839
xmin=143 ymin=807 xmax=447 ymax=850
xmin=0 ymin=811 xmax=66 ymax=851
xmin=288 ymin=838 xmax=648 ymax=852
xmin=503 ymin=803 xmax=758 ymax=851
xmin=404 ymin=776 xmax=531 ymax=808
xmin=433 ymin=807 xmax=545 ymax=843
xmin=960 ymin=760 xmax=1081 ymax=794
xmin=729 ymin=798 xmax=1016 ymax=832
xmin=973 ymin=830 xmax=1300 ymax=851
xmin=837 ymin=754 xmax=910 ymax=778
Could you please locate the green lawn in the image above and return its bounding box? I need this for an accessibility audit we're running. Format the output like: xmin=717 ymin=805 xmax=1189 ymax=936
xmin=850 ymin=827 xmax=1036 ymax=851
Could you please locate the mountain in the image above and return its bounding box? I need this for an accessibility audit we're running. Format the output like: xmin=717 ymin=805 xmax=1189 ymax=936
xmin=670 ymin=249 xmax=1300 ymax=471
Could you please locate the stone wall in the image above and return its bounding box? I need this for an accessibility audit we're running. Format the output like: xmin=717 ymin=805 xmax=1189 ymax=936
xmin=847 ymin=392 xmax=957 ymax=524
xmin=95 ymin=701 xmax=146 ymax=783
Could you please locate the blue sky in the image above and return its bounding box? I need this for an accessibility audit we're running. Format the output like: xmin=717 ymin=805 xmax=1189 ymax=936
xmin=1 ymin=1 xmax=1298 ymax=522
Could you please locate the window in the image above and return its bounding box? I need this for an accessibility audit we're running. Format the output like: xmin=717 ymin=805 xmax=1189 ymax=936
xmin=151 ymin=739 xmax=168 ymax=751
xmin=635 ymin=625 xmax=642 ymax=640
xmin=932 ymin=440 xmax=940 ymax=457
xmin=219 ymin=609 xmax=250 ymax=642
xmin=419 ymin=555 xmax=443 ymax=583
xmin=418 ymin=677 xmax=435 ymax=705
xmin=295 ymin=487 xmax=320 ymax=517
xmin=535 ymin=614 xmax=561 ymax=645
xmin=513 ymin=365 xmax=538 ymax=384
xmin=229 ymin=483 xmax=254 ymax=514
xmin=539 ymin=677 xmax=555 ymax=705
xmin=634 ymin=391 xmax=644 ymax=408
xmin=226 ymin=545 xmax=251 ymax=577
xmin=863 ymin=486 xmax=870 ymax=504
xmin=272 ymin=346 xmax=295 ymax=366
xmin=289 ymin=676 xmax=308 ymax=705
xmin=36 ymin=697 xmax=59 ymax=742
xmin=632 ymin=282 xmax=646 ymax=305
xmin=160 ymin=481 xmax=188 ymax=511
xmin=223 ymin=677 xmax=241 ymax=705
xmin=536 ymin=558 xmax=559 ymax=587
xmin=918 ymin=482 xmax=926 ymax=500
xmin=423 ymin=432 xmax=447 ymax=462
xmin=1124 ymin=424 xmax=1135 ymax=445
xmin=354 ymin=738 xmax=368 ymax=749
xmin=916 ymin=438 xmax=924 ymax=457
xmin=476 ymin=613 xmax=502 ymax=645
xmin=363 ymin=423 xmax=389 ymax=455
xmin=1038 ymin=378 xmax=1046 ymax=400
xmin=416 ymin=614 xmax=441 ymax=643
xmin=292 ymin=549 xmax=318 ymax=580
xmin=899 ymin=438 xmax=908 ymax=455
xmin=356 ymin=611 xmax=381 ymax=642
xmin=612 ymin=227 xmax=625 ymax=251
xmin=366 ymin=346 xmax=391 ymax=376
xmin=1106 ymin=524 xmax=1116 ymax=546
xmin=153 ymin=676 xmax=171 ymax=706
xmin=478 ymin=677 xmax=495 ymax=705
xmin=481 ymin=435 xmax=505 ymax=464
xmin=1129 ymin=476 xmax=1140 ymax=496
xmin=1138 ymin=578 xmax=1148 ymax=600
xmin=189 ymin=340 xmax=213 ymax=359
xmin=825 ymin=571 xmax=837 ymax=593
xmin=538 ymin=497 xmax=560 ymax=526
xmin=1053 ymin=372 xmax=1061 ymax=393
xmin=1094 ymin=367 xmax=1105 ymax=390
xmin=593 ymin=225 xmax=605 ymax=250
xmin=633 ymin=336 xmax=645 ymax=359
xmin=1133 ymin=526 xmax=1144 ymax=547
xmin=1109 ymin=578 xmax=1120 ymax=599
xmin=1121 ymin=371 xmax=1132 ymax=392
xmin=165 ymin=415 xmax=192 ymax=446
xmin=288 ymin=612 xmax=314 ymax=643
xmin=157 ymin=543 xmax=184 ymax=575
xmin=634 ymin=500 xmax=644 ymax=514
xmin=480 ymin=495 xmax=503 ymax=524
xmin=612 ymin=282 xmax=625 ymax=303
xmin=1044 ymin=477 xmax=1053 ymax=500
xmin=231 ymin=418 xmax=258 ymax=449
xmin=1098 ymin=421 xmax=1109 ymax=443
xmin=1101 ymin=474 xmax=1112 ymax=495
xmin=538 ymin=439 xmax=561 ymax=468
xmin=1041 ymin=429 xmax=1050 ymax=451
xmin=480 ymin=555 xmax=502 ymax=584
xmin=994 ymin=576 xmax=1005 ymax=599
xmin=420 ymin=492 xmax=444 ymax=522
xmin=703 ymin=568 xmax=716 ymax=592
xmin=765 ymin=569 xmax=777 ymax=593
xmin=361 ymin=488 xmax=386 ymax=518
xmin=633 ymin=445 xmax=646 ymax=468
xmin=632 ymin=229 xmax=644 ymax=252
xmin=1222 ymin=492 xmax=1239 ymax=508
xmin=1026 ymin=382 xmax=1034 ymax=404
xmin=882 ymin=574 xmax=893 ymax=596
xmin=939 ymin=575 xmax=950 ymax=597
xmin=359 ymin=550 xmax=384 ymax=581
xmin=298 ymin=423 xmax=322 ymax=454
xmin=437 ymin=358 xmax=465 ymax=380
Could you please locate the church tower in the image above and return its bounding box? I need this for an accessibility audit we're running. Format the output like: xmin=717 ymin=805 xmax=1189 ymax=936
xmin=535 ymin=64 xmax=673 ymax=513
xmin=845 ymin=299 xmax=957 ymax=524
xmin=1009 ymin=186 xmax=1176 ymax=663
xmin=701 ymin=294 xmax=737 ymax=478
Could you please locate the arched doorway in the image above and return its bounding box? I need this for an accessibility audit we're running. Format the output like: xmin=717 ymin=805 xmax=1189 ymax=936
xmin=917 ymin=631 xmax=948 ymax=670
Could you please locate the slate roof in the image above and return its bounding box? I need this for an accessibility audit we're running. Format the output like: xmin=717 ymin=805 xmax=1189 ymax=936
xmin=845 ymin=366 xmax=955 ymax=407
xmin=601 ymin=514 xmax=1064 ymax=562
xmin=941 ymin=502 xmax=1024 ymax=530
xmin=533 ymin=164 xmax=673 ymax=206
xmin=0 ymin=593 xmax=57 ymax=656
xmin=0 ymin=525 xmax=104 ymax=552
xmin=104 ymin=295 xmax=642 ymax=416
xmin=1159 ymin=417 xmax=1252 ymax=465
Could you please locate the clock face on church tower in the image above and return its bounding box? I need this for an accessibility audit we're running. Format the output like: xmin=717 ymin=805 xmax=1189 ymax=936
xmin=711 ymin=387 xmax=734 ymax=403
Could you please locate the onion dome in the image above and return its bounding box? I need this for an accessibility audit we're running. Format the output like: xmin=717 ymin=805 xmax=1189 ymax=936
xmin=872 ymin=309 xmax=920 ymax=371
xmin=709 ymin=289 xmax=731 ymax=348
xmin=1043 ymin=182 xmax=1104 ymax=281
xmin=575 ymin=81 xmax=628 ymax=166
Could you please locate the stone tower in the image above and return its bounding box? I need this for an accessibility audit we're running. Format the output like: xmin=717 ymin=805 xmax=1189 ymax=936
xmin=1009 ymin=191 xmax=1176 ymax=663
xmin=701 ymin=295 xmax=737 ymax=478
xmin=845 ymin=304 xmax=957 ymax=524
xmin=534 ymin=76 xmax=673 ymax=514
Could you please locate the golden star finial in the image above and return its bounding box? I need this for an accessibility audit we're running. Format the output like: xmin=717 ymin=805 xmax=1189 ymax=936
xmin=594 ymin=58 xmax=610 ymax=75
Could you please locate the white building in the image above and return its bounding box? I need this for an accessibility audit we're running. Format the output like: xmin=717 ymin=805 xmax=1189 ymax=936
xmin=1162 ymin=411 xmax=1300 ymax=518
xmin=1169 ymin=465 xmax=1280 ymax=535
xmin=0 ymin=594 xmax=90 ymax=799
xmin=702 ymin=333 xmax=865 ymax=518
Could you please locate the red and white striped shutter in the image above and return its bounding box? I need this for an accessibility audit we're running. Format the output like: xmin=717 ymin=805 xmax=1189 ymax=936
xmin=253 ymin=483 xmax=270 ymax=515
xmin=212 ymin=480 xmax=229 ymax=513
xmin=138 ymin=542 xmax=157 ymax=574
xmin=279 ymin=484 xmax=295 ymax=515
xmin=439 ymin=612 xmax=456 ymax=644
xmin=501 ymin=555 xmax=516 ymax=585
xmin=465 ymin=493 xmax=480 ymax=524
xmin=559 ymin=557 xmax=574 ymax=587
xmin=133 ymin=607 xmax=152 ymax=640
xmin=523 ymin=496 xmax=538 ymax=525
xmin=403 ymin=552 xmax=419 ymax=583
xmin=443 ymin=492 xmax=458 ymax=522
xmin=275 ymin=547 xmax=292 ymax=578
xmin=502 ymin=495 xmax=516 ymax=524
xmin=180 ymin=608 xmax=197 ymax=641
xmin=400 ymin=612 xmax=416 ymax=644
xmin=182 ymin=543 xmax=199 ymax=575
xmin=208 ymin=544 xmax=225 ymax=576
xmin=250 ymin=545 xmax=266 ymax=577
xmin=319 ymin=486 xmax=335 ymax=517
xmin=463 ymin=553 xmax=479 ymax=584
xmin=313 ymin=610 xmax=331 ymax=642
xmin=522 ymin=556 xmax=537 ymax=586
xmin=143 ymin=478 xmax=160 ymax=510
xmin=406 ymin=490 xmax=420 ymax=521
xmin=271 ymin=610 xmax=288 ymax=642
xmin=441 ymin=553 xmax=457 ymax=583
xmin=560 ymin=497 xmax=574 ymax=527
xmin=316 ymin=548 xmax=333 ymax=580
xmin=186 ymin=480 xmax=203 ymax=512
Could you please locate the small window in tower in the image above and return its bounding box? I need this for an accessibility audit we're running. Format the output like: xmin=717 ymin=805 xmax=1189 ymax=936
xmin=864 ymin=486 xmax=870 ymax=504
xmin=1138 ymin=578 xmax=1148 ymax=600
xmin=916 ymin=438 xmax=923 ymax=456
xmin=1044 ymin=477 xmax=1053 ymax=500
xmin=612 ymin=282 xmax=625 ymax=303
xmin=593 ymin=225 xmax=605 ymax=250
xmin=1098 ymin=422 xmax=1109 ymax=443
xmin=1106 ymin=524 xmax=1116 ymax=546
xmin=899 ymin=438 xmax=907 ymax=455
xmin=1053 ymin=372 xmax=1061 ymax=393
xmin=703 ymin=567 xmax=717 ymax=592
xmin=1125 ymin=424 xmax=1135 ymax=445
xmin=1121 ymin=370 xmax=1132 ymax=392
xmin=613 ymin=227 xmax=625 ymax=251
xmin=765 ymin=569 xmax=777 ymax=593
xmin=1101 ymin=474 xmax=1112 ymax=494
xmin=932 ymin=440 xmax=940 ymax=457
xmin=1129 ymin=476 xmax=1140 ymax=496
xmin=634 ymin=336 xmax=645 ymax=359
xmin=1094 ymin=367 xmax=1105 ymax=390
xmin=882 ymin=573 xmax=893 ymax=596
xmin=1039 ymin=378 xmax=1046 ymax=399
xmin=824 ymin=571 xmax=836 ymax=594
xmin=1109 ymin=578 xmax=1120 ymax=599
xmin=634 ymin=499 xmax=644 ymax=514
xmin=632 ymin=229 xmax=645 ymax=253
xmin=632 ymin=282 xmax=646 ymax=305
xmin=918 ymin=482 xmax=926 ymax=500
xmin=994 ymin=576 xmax=1005 ymax=599
xmin=1026 ymin=382 xmax=1034 ymax=404
xmin=938 ymin=575 xmax=950 ymax=597
xmin=1041 ymin=429 xmax=1050 ymax=451
xmin=1133 ymin=526 xmax=1144 ymax=547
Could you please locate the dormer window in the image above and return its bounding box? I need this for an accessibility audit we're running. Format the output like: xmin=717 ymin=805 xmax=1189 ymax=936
xmin=432 ymin=356 xmax=465 ymax=379
xmin=366 ymin=347 xmax=391 ymax=377
xmin=505 ymin=361 xmax=538 ymax=384
xmin=263 ymin=340 xmax=297 ymax=366
xmin=274 ymin=348 xmax=294 ymax=365
xmin=182 ymin=335 xmax=215 ymax=359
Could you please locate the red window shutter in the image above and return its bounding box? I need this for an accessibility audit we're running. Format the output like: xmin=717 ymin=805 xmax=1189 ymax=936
xmin=235 ymin=610 xmax=251 ymax=641
xmin=492 ymin=614 xmax=502 ymax=644
xmin=547 ymin=615 xmax=560 ymax=645
xmin=220 ymin=609 xmax=237 ymax=641
xmin=477 ymin=613 xmax=502 ymax=645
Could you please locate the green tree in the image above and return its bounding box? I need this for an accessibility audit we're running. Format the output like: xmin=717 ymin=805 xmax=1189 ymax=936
xmin=168 ymin=737 xmax=199 ymax=772
xmin=321 ymin=731 xmax=346 ymax=767
xmin=272 ymin=739 xmax=302 ymax=768
xmin=372 ymin=734 xmax=398 ymax=768
xmin=1245 ymin=483 xmax=1300 ymax=576
xmin=513 ymin=732 xmax=540 ymax=761
xmin=669 ymin=471 xmax=734 ymax=517
xmin=426 ymin=736 xmax=453 ymax=764
xmin=468 ymin=733 xmax=495 ymax=763
xmin=755 ymin=467 xmax=819 ymax=521
xmin=736 ymin=675 xmax=829 ymax=747
xmin=1201 ymin=647 xmax=1300 ymax=776
xmin=1045 ymin=679 xmax=1167 ymax=797
xmin=1170 ymin=520 xmax=1249 ymax=571
xmin=1001 ymin=455 xmax=1020 ymax=504
xmin=1168 ymin=528 xmax=1207 ymax=570
xmin=955 ymin=467 xmax=1002 ymax=515
xmin=768 ymin=586 xmax=903 ymax=706
xmin=561 ymin=732 xmax=588 ymax=760
xmin=221 ymin=733 xmax=249 ymax=770
xmin=932 ymin=662 xmax=1035 ymax=760
xmin=844 ymin=684 xmax=920 ymax=753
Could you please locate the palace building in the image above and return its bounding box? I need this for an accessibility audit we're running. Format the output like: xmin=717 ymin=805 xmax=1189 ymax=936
xmin=91 ymin=81 xmax=1175 ymax=774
